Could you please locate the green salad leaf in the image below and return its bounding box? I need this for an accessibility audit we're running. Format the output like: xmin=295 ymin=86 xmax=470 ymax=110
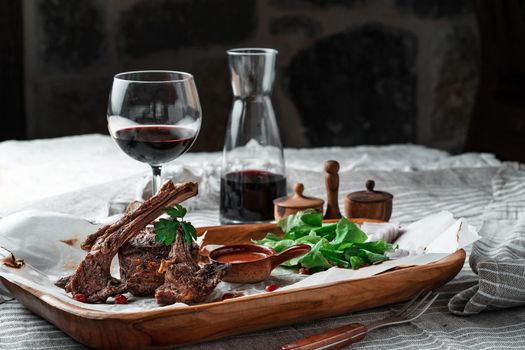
xmin=253 ymin=210 xmax=394 ymax=271
xmin=278 ymin=209 xmax=322 ymax=232
xmin=349 ymin=256 xmax=367 ymax=269
xmin=331 ymin=218 xmax=367 ymax=245
xmin=297 ymin=239 xmax=332 ymax=269
xmin=353 ymin=241 xmax=394 ymax=254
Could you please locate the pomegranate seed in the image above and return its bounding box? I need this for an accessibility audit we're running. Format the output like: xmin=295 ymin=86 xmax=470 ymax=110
xmin=114 ymin=294 xmax=128 ymax=304
xmin=73 ymin=293 xmax=87 ymax=303
xmin=221 ymin=292 xmax=244 ymax=301
xmin=221 ymin=293 xmax=235 ymax=300
xmin=265 ymin=284 xmax=279 ymax=292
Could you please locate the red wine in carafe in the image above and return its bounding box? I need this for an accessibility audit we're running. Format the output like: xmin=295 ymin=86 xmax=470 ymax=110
xmin=220 ymin=170 xmax=287 ymax=224
xmin=114 ymin=125 xmax=195 ymax=165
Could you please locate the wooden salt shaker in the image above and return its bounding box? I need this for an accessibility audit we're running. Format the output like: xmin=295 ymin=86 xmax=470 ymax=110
xmin=273 ymin=183 xmax=324 ymax=221
xmin=344 ymin=180 xmax=393 ymax=221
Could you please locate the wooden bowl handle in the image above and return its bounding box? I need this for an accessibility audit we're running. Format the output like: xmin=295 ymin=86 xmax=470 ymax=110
xmin=270 ymin=244 xmax=311 ymax=269
xmin=281 ymin=323 xmax=368 ymax=350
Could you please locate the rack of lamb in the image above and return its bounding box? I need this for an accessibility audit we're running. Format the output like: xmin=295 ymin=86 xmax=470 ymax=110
xmin=56 ymin=181 xmax=227 ymax=305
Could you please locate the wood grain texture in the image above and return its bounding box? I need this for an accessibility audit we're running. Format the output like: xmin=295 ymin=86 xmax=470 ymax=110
xmin=344 ymin=180 xmax=393 ymax=221
xmin=344 ymin=199 xmax=393 ymax=222
xmin=282 ymin=323 xmax=368 ymax=350
xmin=1 ymin=221 xmax=466 ymax=350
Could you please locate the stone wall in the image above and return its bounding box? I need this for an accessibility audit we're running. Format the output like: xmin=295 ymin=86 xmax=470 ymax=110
xmin=0 ymin=0 xmax=25 ymax=140
xmin=23 ymin=0 xmax=479 ymax=152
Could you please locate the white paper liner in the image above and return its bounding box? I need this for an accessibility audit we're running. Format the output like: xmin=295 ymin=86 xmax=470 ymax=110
xmin=0 ymin=210 xmax=479 ymax=313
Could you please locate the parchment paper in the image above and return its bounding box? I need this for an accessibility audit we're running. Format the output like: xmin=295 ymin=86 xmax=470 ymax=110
xmin=0 ymin=210 xmax=479 ymax=313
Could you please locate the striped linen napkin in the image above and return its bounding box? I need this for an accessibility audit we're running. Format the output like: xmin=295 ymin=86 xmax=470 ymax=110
xmin=449 ymin=164 xmax=525 ymax=315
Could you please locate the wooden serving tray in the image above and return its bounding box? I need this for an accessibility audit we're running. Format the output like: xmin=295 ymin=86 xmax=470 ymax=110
xmin=1 ymin=221 xmax=465 ymax=350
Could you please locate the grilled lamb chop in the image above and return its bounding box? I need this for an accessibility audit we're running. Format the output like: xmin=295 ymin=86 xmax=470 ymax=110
xmin=118 ymin=226 xmax=201 ymax=296
xmin=118 ymin=226 xmax=171 ymax=296
xmin=155 ymin=228 xmax=228 ymax=305
xmin=61 ymin=181 xmax=198 ymax=303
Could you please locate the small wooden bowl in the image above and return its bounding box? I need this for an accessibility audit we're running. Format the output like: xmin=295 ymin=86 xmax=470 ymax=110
xmin=344 ymin=180 xmax=393 ymax=221
xmin=273 ymin=183 xmax=324 ymax=221
xmin=209 ymin=244 xmax=311 ymax=284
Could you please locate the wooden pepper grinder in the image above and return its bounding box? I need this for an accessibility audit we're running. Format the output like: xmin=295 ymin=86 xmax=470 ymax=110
xmin=324 ymin=160 xmax=342 ymax=219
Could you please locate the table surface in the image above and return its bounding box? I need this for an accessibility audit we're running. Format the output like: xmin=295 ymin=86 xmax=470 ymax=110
xmin=1 ymin=134 xmax=524 ymax=350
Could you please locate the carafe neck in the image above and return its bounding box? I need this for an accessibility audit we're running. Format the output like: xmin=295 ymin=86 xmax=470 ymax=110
xmin=228 ymin=48 xmax=277 ymax=97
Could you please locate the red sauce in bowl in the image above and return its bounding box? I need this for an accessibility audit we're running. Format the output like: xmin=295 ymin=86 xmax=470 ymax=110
xmin=215 ymin=252 xmax=268 ymax=264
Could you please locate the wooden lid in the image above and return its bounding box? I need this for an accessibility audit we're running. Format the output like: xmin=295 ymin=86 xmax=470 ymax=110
xmin=346 ymin=180 xmax=393 ymax=203
xmin=273 ymin=183 xmax=324 ymax=209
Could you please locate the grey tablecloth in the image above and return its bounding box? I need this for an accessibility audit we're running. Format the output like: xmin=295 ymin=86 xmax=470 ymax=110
xmin=449 ymin=164 xmax=525 ymax=315
xmin=1 ymin=138 xmax=524 ymax=349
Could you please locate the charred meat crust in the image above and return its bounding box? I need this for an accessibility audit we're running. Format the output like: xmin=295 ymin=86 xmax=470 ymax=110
xmin=155 ymin=228 xmax=229 ymax=305
xmin=60 ymin=181 xmax=198 ymax=303
xmin=118 ymin=227 xmax=171 ymax=296
xmin=119 ymin=226 xmax=201 ymax=297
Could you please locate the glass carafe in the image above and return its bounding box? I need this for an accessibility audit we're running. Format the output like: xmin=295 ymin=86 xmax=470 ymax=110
xmin=220 ymin=48 xmax=286 ymax=224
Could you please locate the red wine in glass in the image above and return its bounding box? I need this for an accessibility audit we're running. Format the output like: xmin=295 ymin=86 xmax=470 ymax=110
xmin=108 ymin=71 xmax=202 ymax=196
xmin=220 ymin=170 xmax=287 ymax=224
xmin=113 ymin=125 xmax=196 ymax=165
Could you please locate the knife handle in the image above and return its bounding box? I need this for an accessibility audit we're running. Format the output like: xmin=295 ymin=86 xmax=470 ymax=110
xmin=282 ymin=323 xmax=368 ymax=350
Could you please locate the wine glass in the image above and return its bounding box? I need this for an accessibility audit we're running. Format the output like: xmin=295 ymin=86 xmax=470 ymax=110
xmin=107 ymin=71 xmax=201 ymax=195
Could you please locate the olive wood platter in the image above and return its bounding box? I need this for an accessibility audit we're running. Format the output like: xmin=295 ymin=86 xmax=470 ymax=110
xmin=1 ymin=220 xmax=465 ymax=350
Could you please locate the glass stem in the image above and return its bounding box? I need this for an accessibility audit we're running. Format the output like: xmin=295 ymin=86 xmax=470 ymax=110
xmin=151 ymin=165 xmax=162 ymax=196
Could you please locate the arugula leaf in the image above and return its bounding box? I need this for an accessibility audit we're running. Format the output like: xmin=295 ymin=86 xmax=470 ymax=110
xmin=274 ymin=233 xmax=322 ymax=267
xmin=295 ymin=232 xmax=322 ymax=245
xmin=252 ymin=233 xmax=282 ymax=247
xmin=326 ymin=254 xmax=350 ymax=268
xmin=277 ymin=212 xmax=301 ymax=232
xmin=320 ymin=246 xmax=349 ymax=268
xmin=313 ymin=223 xmax=337 ymax=238
xmin=301 ymin=211 xmax=323 ymax=227
xmin=280 ymin=256 xmax=302 ymax=267
xmin=349 ymin=255 xmax=367 ymax=269
xmin=278 ymin=210 xmax=330 ymax=240
xmin=344 ymin=246 xmax=389 ymax=266
xmin=343 ymin=245 xmax=360 ymax=258
xmin=353 ymin=241 xmax=394 ymax=255
xmin=284 ymin=225 xmax=317 ymax=240
xmin=278 ymin=209 xmax=322 ymax=233
xmin=272 ymin=239 xmax=296 ymax=252
xmin=331 ymin=218 xmax=368 ymax=245
xmin=359 ymin=249 xmax=389 ymax=264
xmin=262 ymin=233 xmax=282 ymax=241
xmin=297 ymin=239 xmax=332 ymax=269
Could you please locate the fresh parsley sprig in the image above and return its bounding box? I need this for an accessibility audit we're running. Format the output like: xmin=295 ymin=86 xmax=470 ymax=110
xmin=154 ymin=204 xmax=197 ymax=245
